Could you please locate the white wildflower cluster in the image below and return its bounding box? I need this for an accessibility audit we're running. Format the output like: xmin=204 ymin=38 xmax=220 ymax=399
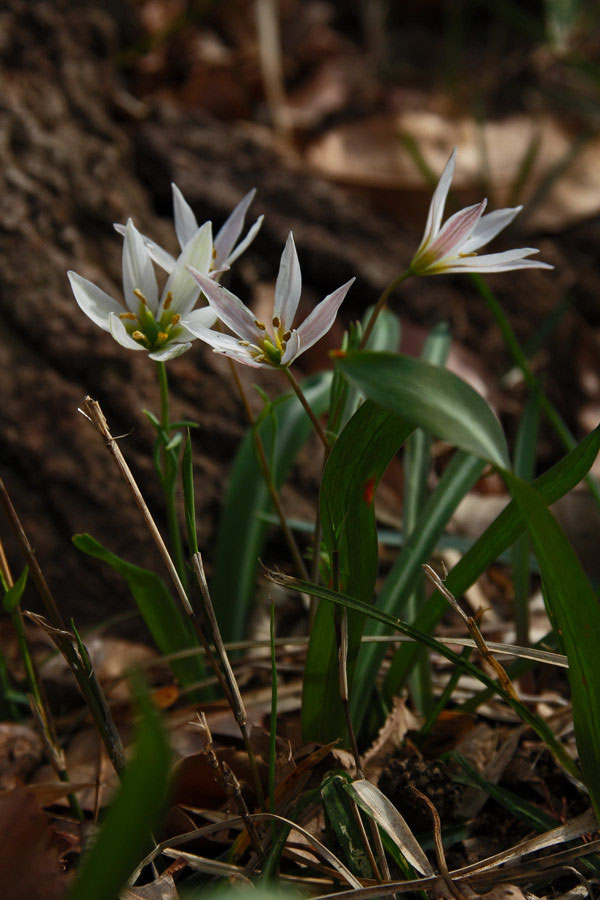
xmin=68 ymin=152 xmax=551 ymax=368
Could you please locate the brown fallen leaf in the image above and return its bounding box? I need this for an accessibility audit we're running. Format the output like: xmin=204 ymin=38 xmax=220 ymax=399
xmin=0 ymin=785 xmax=70 ymax=900
xmin=0 ymin=722 xmax=43 ymax=790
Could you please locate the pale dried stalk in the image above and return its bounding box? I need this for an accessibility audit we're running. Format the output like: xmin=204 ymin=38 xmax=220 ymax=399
xmin=423 ymin=563 xmax=520 ymax=701
xmin=79 ymin=397 xmax=193 ymax=616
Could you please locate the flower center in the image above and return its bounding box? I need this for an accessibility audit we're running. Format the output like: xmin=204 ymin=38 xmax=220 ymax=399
xmin=120 ymin=291 xmax=182 ymax=350
xmin=237 ymin=317 xmax=292 ymax=367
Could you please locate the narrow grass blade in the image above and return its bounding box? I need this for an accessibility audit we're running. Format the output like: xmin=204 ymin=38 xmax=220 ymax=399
xmin=506 ymin=472 xmax=600 ymax=819
xmin=512 ymin=392 xmax=540 ymax=646
xmin=353 ymin=450 xmax=484 ymax=727
xmin=336 ymin=351 xmax=510 ymax=468
xmin=272 ymin=571 xmax=579 ymax=779
xmin=69 ymin=679 xmax=171 ymax=900
xmin=346 ymin=779 xmax=433 ymax=877
xmin=2 ymin=566 xmax=28 ymax=613
xmin=73 ymin=534 xmax=205 ymax=693
xmin=321 ymin=772 xmax=376 ymax=879
xmin=182 ymin=428 xmax=198 ymax=556
xmin=211 ymin=373 xmax=331 ymax=642
xmin=404 ymin=322 xmax=452 ymax=714
xmin=303 ymin=400 xmax=414 ymax=742
xmin=384 ymin=424 xmax=600 ymax=697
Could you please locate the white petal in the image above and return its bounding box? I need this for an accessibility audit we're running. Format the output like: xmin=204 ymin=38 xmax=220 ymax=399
xmin=108 ymin=313 xmax=146 ymax=351
xmin=186 ymin=267 xmax=263 ymax=344
xmin=68 ymin=271 xmax=123 ymax=332
xmin=180 ymin=306 xmax=219 ymax=334
xmin=213 ymin=348 xmax=267 ymax=368
xmin=183 ymin=321 xmax=250 ymax=351
xmin=224 ymin=215 xmax=264 ymax=267
xmin=122 ymin=219 xmax=159 ymax=314
xmin=160 ymin=222 xmax=213 ymax=316
xmin=214 ymin=188 xmax=256 ymax=267
xmin=114 ymin=223 xmax=177 ymax=273
xmin=148 ymin=342 xmax=192 ymax=361
xmin=274 ymin=232 xmax=302 ymax=333
xmin=460 ymin=206 xmax=522 ymax=254
xmin=417 ymin=148 xmax=456 ymax=252
xmin=280 ymin=330 xmax=300 ymax=365
xmin=424 ymin=200 xmax=487 ymax=262
xmin=172 ymin=184 xmax=198 ymax=249
xmin=438 ymin=248 xmax=553 ymax=274
xmin=291 ymin=278 xmax=355 ymax=360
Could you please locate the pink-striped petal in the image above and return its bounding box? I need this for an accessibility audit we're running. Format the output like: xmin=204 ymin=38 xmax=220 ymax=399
xmin=416 ymin=148 xmax=456 ymax=252
xmin=438 ymin=248 xmax=553 ymax=274
xmin=186 ymin=267 xmax=264 ymax=344
xmin=214 ymin=188 xmax=256 ymax=267
xmin=274 ymin=233 xmax=302 ymax=333
xmin=291 ymin=278 xmax=355 ymax=361
xmin=459 ymin=206 xmax=522 ymax=255
xmin=425 ymin=199 xmax=487 ymax=262
xmin=225 ymin=215 xmax=264 ymax=267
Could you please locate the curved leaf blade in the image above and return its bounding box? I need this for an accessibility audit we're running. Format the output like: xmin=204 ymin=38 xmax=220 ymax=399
xmin=337 ymin=351 xmax=510 ymax=468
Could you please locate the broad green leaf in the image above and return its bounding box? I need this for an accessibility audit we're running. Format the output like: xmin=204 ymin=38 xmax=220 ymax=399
xmin=73 ymin=534 xmax=205 ymax=693
xmin=69 ymin=680 xmax=170 ymax=900
xmin=2 ymin=567 xmax=28 ymax=613
xmin=506 ymin=472 xmax=600 ymax=818
xmin=302 ymin=400 xmax=414 ymax=742
xmin=353 ymin=450 xmax=484 ymax=727
xmin=211 ymin=374 xmax=331 ymax=642
xmin=279 ymin=574 xmax=578 ymax=778
xmin=384 ymin=423 xmax=600 ymax=698
xmin=336 ymin=351 xmax=510 ymax=468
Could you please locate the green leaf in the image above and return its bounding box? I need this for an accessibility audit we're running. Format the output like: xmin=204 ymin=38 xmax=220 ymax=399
xmin=505 ymin=472 xmax=600 ymax=819
xmin=384 ymin=423 xmax=600 ymax=698
xmin=279 ymin=573 xmax=579 ymax=779
xmin=321 ymin=771 xmax=375 ymax=879
xmin=337 ymin=351 xmax=510 ymax=468
xmin=73 ymin=534 xmax=205 ymax=693
xmin=2 ymin=567 xmax=28 ymax=613
xmin=303 ymin=400 xmax=414 ymax=742
xmin=211 ymin=373 xmax=331 ymax=642
xmin=69 ymin=679 xmax=171 ymax=900
xmin=353 ymin=450 xmax=484 ymax=727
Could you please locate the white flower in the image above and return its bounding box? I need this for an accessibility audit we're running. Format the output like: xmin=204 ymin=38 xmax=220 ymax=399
xmin=68 ymin=219 xmax=217 ymax=361
xmin=184 ymin=233 xmax=355 ymax=369
xmin=410 ymin=149 xmax=553 ymax=276
xmin=115 ymin=186 xmax=263 ymax=277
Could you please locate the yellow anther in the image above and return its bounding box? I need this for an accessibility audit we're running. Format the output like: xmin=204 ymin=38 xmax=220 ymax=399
xmin=132 ymin=330 xmax=147 ymax=343
xmin=212 ymin=247 xmax=217 ymax=259
xmin=282 ymin=330 xmax=292 ymax=341
xmin=119 ymin=312 xmax=137 ymax=321
xmin=272 ymin=315 xmax=281 ymax=328
xmin=171 ymin=314 xmax=181 ymax=326
xmin=163 ymin=291 xmax=173 ymax=311
xmin=238 ymin=340 xmax=251 ymax=347
xmin=157 ymin=332 xmax=169 ymax=343
xmin=255 ymin=354 xmax=266 ymax=363
xmin=133 ymin=289 xmax=147 ymax=305
xmin=255 ymin=319 xmax=266 ymax=330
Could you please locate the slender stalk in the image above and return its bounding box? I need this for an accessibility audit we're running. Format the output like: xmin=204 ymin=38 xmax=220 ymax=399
xmin=192 ymin=553 xmax=266 ymax=811
xmin=282 ymin=367 xmax=330 ymax=454
xmin=269 ymin=603 xmax=278 ymax=845
xmin=227 ymin=358 xmax=309 ymax=581
xmin=359 ymin=269 xmax=412 ymax=349
xmin=155 ymin=361 xmax=188 ymax=588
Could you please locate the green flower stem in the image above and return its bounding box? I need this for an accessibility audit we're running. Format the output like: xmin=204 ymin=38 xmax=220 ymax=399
xmin=359 ymin=269 xmax=413 ymax=350
xmin=227 ymin=357 xmax=309 ymax=581
xmin=155 ymin=361 xmax=188 ymax=589
xmin=282 ymin=367 xmax=330 ymax=454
